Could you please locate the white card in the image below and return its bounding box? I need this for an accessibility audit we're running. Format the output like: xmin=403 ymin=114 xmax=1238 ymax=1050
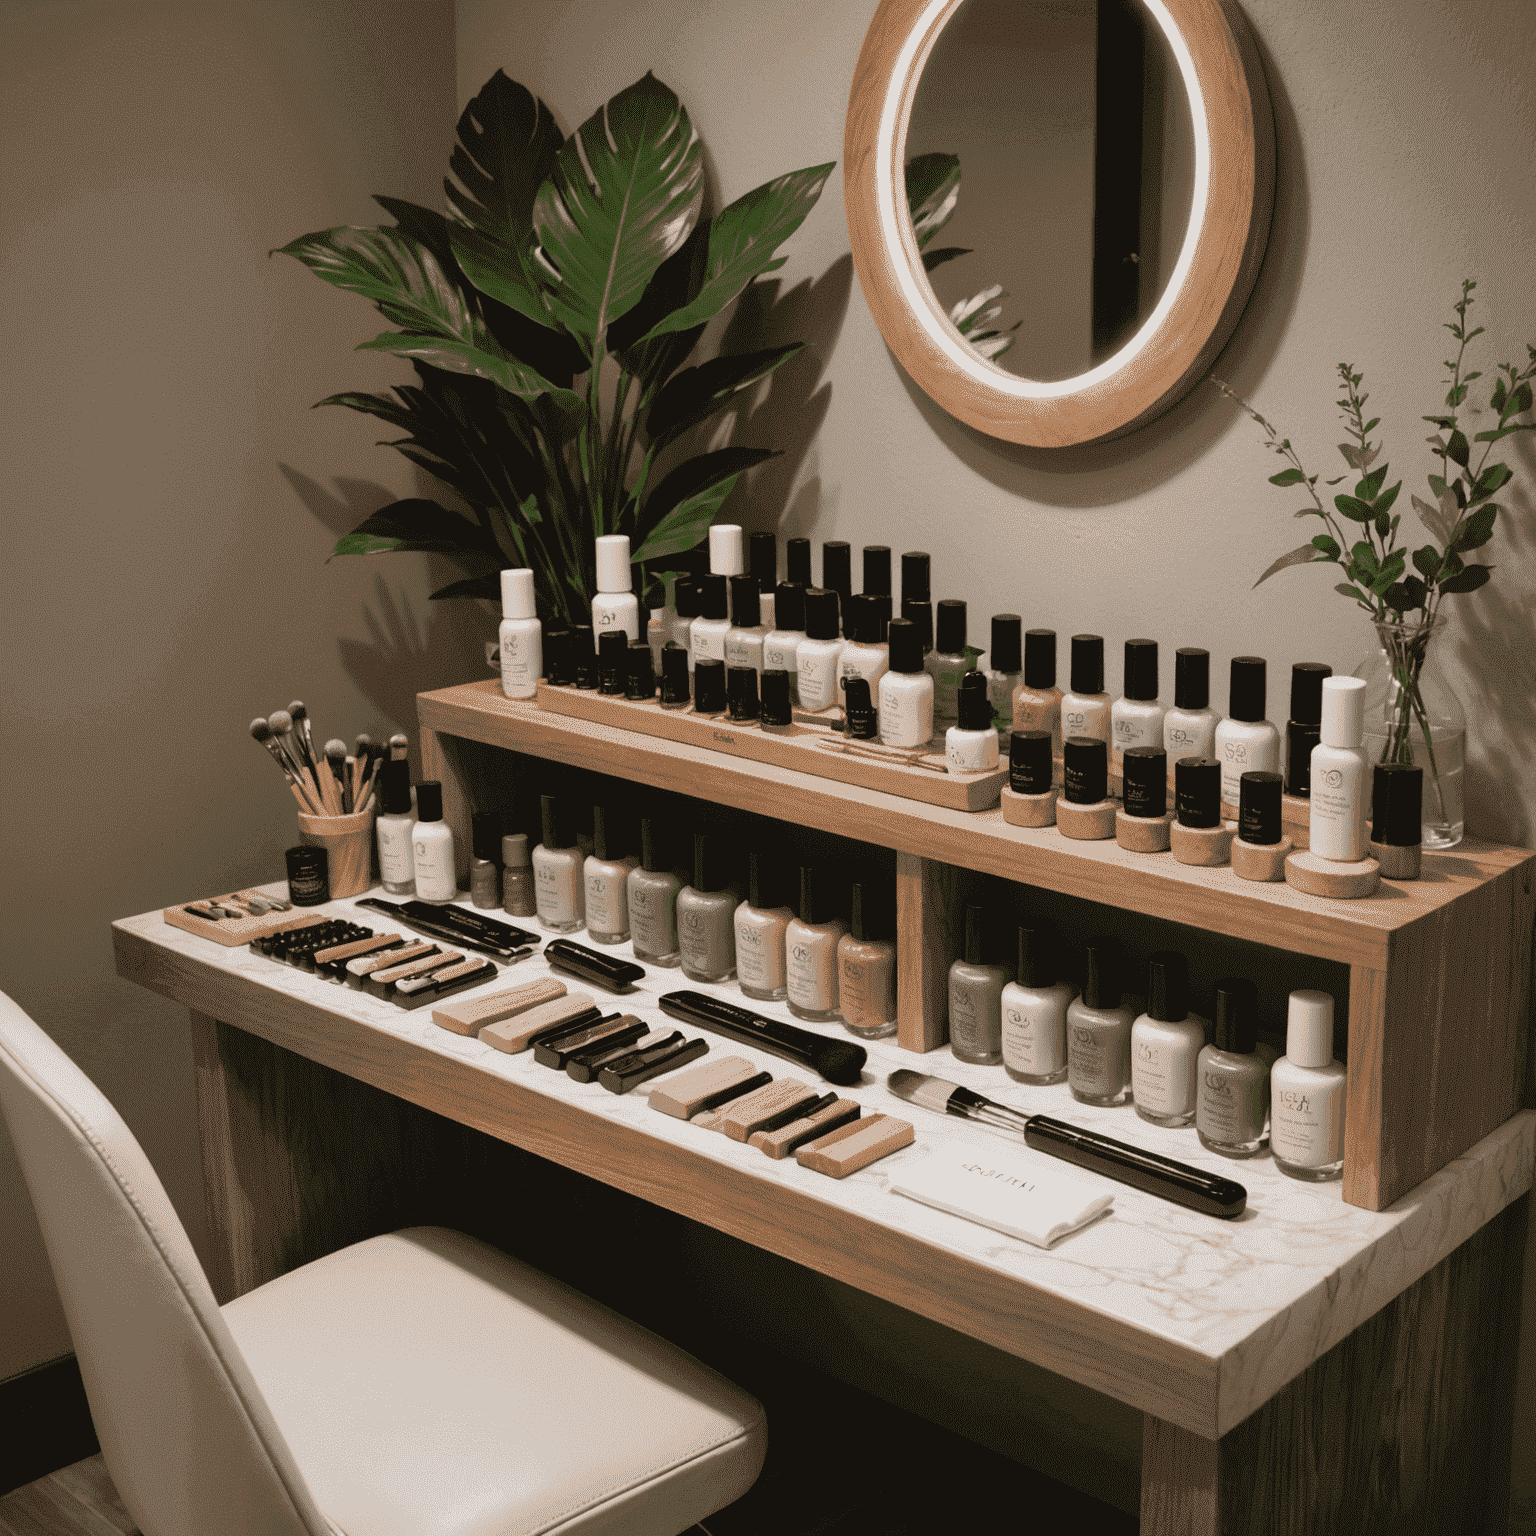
xmin=890 ymin=1143 xmax=1114 ymax=1248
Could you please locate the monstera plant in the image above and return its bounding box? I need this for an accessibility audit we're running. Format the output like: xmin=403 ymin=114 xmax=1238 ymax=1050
xmin=279 ymin=70 xmax=833 ymax=620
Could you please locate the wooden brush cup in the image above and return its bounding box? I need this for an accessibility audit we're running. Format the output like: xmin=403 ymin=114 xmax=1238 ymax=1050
xmin=296 ymin=808 xmax=375 ymax=898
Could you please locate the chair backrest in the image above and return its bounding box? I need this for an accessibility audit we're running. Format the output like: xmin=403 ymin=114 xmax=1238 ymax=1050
xmin=0 ymin=990 xmax=333 ymax=1536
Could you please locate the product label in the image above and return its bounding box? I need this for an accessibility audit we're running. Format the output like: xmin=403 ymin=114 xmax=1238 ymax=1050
xmin=1272 ymin=1080 xmax=1346 ymax=1166
xmin=376 ymin=818 xmax=414 ymax=884
xmin=763 ymin=640 xmax=798 ymax=673
xmin=1310 ymin=770 xmax=1364 ymax=858
xmin=787 ymin=931 xmax=838 ymax=1011
xmin=946 ymin=732 xmax=998 ymax=773
xmin=693 ymin=626 xmax=726 ymax=662
xmin=724 ymin=635 xmax=762 ymax=670
xmin=412 ymin=832 xmax=456 ymax=902
xmin=534 ymin=857 xmax=580 ymax=924
xmin=736 ymin=914 xmax=787 ymax=990
xmin=1131 ymin=1031 xmax=1197 ymax=1116
xmin=879 ymin=678 xmax=933 ymax=748
xmin=1068 ymin=1020 xmax=1127 ymax=1097
xmin=798 ymin=651 xmax=837 ymax=710
xmin=584 ymin=869 xmax=627 ymax=936
xmin=1113 ymin=713 xmax=1161 ymax=750
xmin=1062 ymin=699 xmax=1108 ymax=741
xmin=1014 ymin=693 xmax=1060 ymax=737
xmin=1002 ymin=999 xmax=1066 ymax=1076
xmin=500 ymin=626 xmax=541 ymax=697
xmin=839 ymin=950 xmax=895 ymax=1028
xmin=948 ymin=978 xmax=1000 ymax=1058
xmin=838 ymin=650 xmax=887 ymax=697
xmin=1198 ymin=1064 xmax=1267 ymax=1144
xmin=628 ymin=880 xmax=677 ymax=956
xmin=1165 ymin=716 xmax=1214 ymax=757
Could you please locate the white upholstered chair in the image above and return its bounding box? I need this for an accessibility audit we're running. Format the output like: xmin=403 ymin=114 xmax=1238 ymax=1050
xmin=0 ymin=991 xmax=766 ymax=1535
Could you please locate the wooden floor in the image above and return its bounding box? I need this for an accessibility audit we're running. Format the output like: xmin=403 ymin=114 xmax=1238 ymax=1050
xmin=0 ymin=1457 xmax=135 ymax=1536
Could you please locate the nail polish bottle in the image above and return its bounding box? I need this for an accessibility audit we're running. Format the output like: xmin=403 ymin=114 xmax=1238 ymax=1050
xmin=1371 ymin=762 xmax=1423 ymax=879
xmin=690 ymin=574 xmax=730 ymax=665
xmin=501 ymin=831 xmax=535 ymax=918
xmin=838 ymin=593 xmax=890 ymax=702
xmin=646 ymin=579 xmax=672 ymax=677
xmin=1057 ymin=736 xmax=1115 ymax=840
xmin=786 ymin=536 xmax=813 ymax=588
xmin=692 ymin=657 xmax=727 ymax=716
xmin=945 ymin=671 xmax=1000 ymax=771
xmin=498 ymin=568 xmax=542 ymax=700
xmin=570 ymin=623 xmax=596 ymax=689
xmin=374 ymin=758 xmax=417 ymax=896
xmin=672 ymin=576 xmax=702 ymax=670
xmin=901 ymin=549 xmax=931 ymax=608
xmin=863 ymin=544 xmax=893 ymax=637
xmin=727 ymin=665 xmax=761 ymax=723
xmin=1285 ymin=662 xmax=1332 ymax=797
xmin=734 ymin=851 xmax=794 ymax=1001
xmin=710 ymin=523 xmax=745 ymax=577
xmin=1310 ymin=676 xmax=1369 ymax=861
xmin=677 ymin=831 xmax=738 ymax=983
xmin=1270 ymin=989 xmax=1346 ymax=1181
xmin=1011 ymin=628 xmax=1062 ymax=756
xmin=1001 ymin=730 xmax=1057 ymax=826
xmin=409 ymin=780 xmax=457 ymax=904
xmin=725 ymin=574 xmax=768 ymax=673
xmin=749 ymin=530 xmax=778 ymax=630
xmin=543 ymin=623 xmax=572 ymax=686
xmin=948 ymin=904 xmax=1009 ymax=1065
xmin=1116 ymin=746 xmax=1171 ymax=851
xmin=902 ymin=596 xmax=933 ymax=655
xmin=591 ymin=534 xmax=640 ymax=642
xmin=844 ymin=676 xmax=879 ymax=740
xmin=660 ymin=645 xmax=691 ymax=708
xmin=1131 ymin=951 xmax=1207 ymax=1127
xmin=761 ymin=669 xmax=794 ymax=732
xmin=1002 ymin=926 xmax=1076 ymax=1085
xmin=796 ymin=588 xmax=846 ymax=712
xmin=1196 ymin=978 xmax=1271 ymax=1157
xmin=625 ymin=642 xmax=655 ymax=700
xmin=1170 ymin=756 xmax=1232 ymax=865
xmin=598 ymin=629 xmax=628 ymax=694
xmin=628 ymin=818 xmax=681 ymax=967
xmin=469 ymin=810 xmax=502 ymax=908
xmin=838 ymin=881 xmax=897 ymax=1039
xmin=786 ymin=866 xmax=848 ymax=1022
xmin=1061 ymin=634 xmax=1111 ymax=747
xmin=822 ymin=540 xmax=853 ymax=634
xmin=1230 ymin=771 xmax=1291 ymax=881
xmin=1215 ymin=656 xmax=1281 ymax=807
xmin=928 ymin=599 xmax=969 ymax=727
xmin=533 ymin=794 xmax=585 ymax=933
xmin=1163 ymin=647 xmax=1217 ymax=762
xmin=1068 ymin=940 xmax=1137 ymax=1106
xmin=879 ymin=617 xmax=935 ymax=748
xmin=1111 ymin=638 xmax=1164 ymax=770
xmin=763 ymin=582 xmax=807 ymax=705
xmin=584 ymin=804 xmax=632 ymax=944
xmin=985 ymin=614 xmax=1022 ymax=746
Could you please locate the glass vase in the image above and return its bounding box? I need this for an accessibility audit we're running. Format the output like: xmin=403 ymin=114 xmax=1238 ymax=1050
xmin=1352 ymin=619 xmax=1466 ymax=849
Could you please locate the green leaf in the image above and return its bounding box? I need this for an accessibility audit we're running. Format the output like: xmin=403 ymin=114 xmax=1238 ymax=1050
xmin=1252 ymin=544 xmax=1322 ymax=586
xmin=645 ymin=344 xmax=804 ymax=446
xmin=1452 ymin=503 xmax=1498 ymax=552
xmin=1356 ymin=465 xmax=1387 ymax=500
xmin=1371 ymin=481 xmax=1401 ymax=516
xmin=1311 ymin=534 xmax=1340 ymax=558
xmin=358 ymin=331 xmax=582 ymax=409
xmin=905 ymin=153 xmax=961 ymax=249
xmin=607 ymin=221 xmax=709 ymax=390
xmin=921 ymin=245 xmax=972 ymax=273
xmin=331 ymin=498 xmax=494 ymax=559
xmin=1268 ymin=467 xmax=1306 ymax=486
xmin=1437 ymin=564 xmax=1492 ymax=595
xmin=1446 ymin=428 xmax=1470 ymax=466
xmin=1491 ymin=377 xmax=1508 ymax=416
xmin=533 ymin=72 xmax=704 ymax=347
xmin=1474 ymin=462 xmax=1513 ymax=498
xmin=1474 ymin=422 xmax=1536 ymax=443
xmin=1334 ymin=582 xmax=1369 ymax=603
xmin=1412 ymin=545 xmax=1442 ymax=579
xmin=1401 ymin=575 xmax=1428 ymax=608
xmin=636 ymin=160 xmax=835 ymax=339
xmin=634 ymin=446 xmax=778 ymax=558
xmin=1334 ymin=494 xmax=1375 ymax=522
xmin=1350 ymin=541 xmax=1379 ymax=573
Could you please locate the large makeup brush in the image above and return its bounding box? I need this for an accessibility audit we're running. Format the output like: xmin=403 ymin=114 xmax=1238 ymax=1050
xmin=268 ymin=709 xmax=327 ymax=809
xmin=251 ymin=718 xmax=323 ymax=812
xmin=389 ymin=732 xmax=409 ymax=762
xmin=325 ymin=739 xmax=351 ymax=813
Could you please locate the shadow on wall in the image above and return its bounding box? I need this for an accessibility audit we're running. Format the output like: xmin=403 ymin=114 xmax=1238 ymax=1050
xmin=890 ymin=22 xmax=1308 ymax=508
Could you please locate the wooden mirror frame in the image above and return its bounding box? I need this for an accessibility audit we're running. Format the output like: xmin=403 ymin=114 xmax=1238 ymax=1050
xmin=845 ymin=0 xmax=1274 ymax=446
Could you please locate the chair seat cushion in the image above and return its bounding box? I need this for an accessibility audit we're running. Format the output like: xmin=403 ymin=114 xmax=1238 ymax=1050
xmin=221 ymin=1228 xmax=765 ymax=1536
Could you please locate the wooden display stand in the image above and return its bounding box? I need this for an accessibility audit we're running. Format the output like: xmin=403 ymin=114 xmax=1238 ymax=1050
xmin=418 ymin=681 xmax=1535 ymax=1216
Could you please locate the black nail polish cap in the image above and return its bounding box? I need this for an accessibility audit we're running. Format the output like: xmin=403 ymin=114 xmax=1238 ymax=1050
xmin=1081 ymin=939 xmax=1123 ymax=1010
xmin=963 ymin=902 xmax=987 ymax=965
xmin=887 ymin=616 xmax=923 ymax=674
xmin=1024 ymin=628 xmax=1057 ymax=689
xmin=700 ymin=573 xmax=728 ymax=622
xmin=1289 ymin=661 xmax=1332 ymax=724
xmin=674 ymin=576 xmax=702 ymax=620
xmin=1063 ymin=736 xmax=1107 ymax=805
xmin=1070 ymin=634 xmax=1104 ymax=695
xmin=661 ymin=645 xmax=690 ymax=705
xmin=626 ymin=642 xmax=655 ymax=699
xmin=844 ymin=676 xmax=878 ymax=738
xmin=472 ymin=810 xmax=502 ymax=862
xmin=693 ymin=831 xmax=728 ymax=893
xmin=1016 ymin=925 xmax=1056 ymax=988
xmin=571 ymin=624 xmax=596 ymax=687
xmin=1238 ymin=771 xmax=1283 ymax=845
xmin=540 ymin=793 xmax=570 ymax=849
xmin=1009 ymin=730 xmax=1053 ymax=795
xmin=786 ymin=536 xmax=812 ymax=587
xmin=990 ymin=614 xmax=1022 ymax=673
xmin=749 ymin=530 xmax=777 ymax=592
xmin=957 ymin=670 xmax=992 ymax=731
xmin=901 ymin=550 xmax=931 ymax=603
xmin=1122 ymin=746 xmax=1167 ymax=819
xmin=1372 ymin=762 xmax=1423 ymax=847
xmin=936 ymin=598 xmax=967 ymax=654
xmin=1146 ymin=951 xmax=1190 ymax=1022
xmin=761 ymin=669 xmax=792 ymax=726
xmin=416 ymin=780 xmax=443 ymax=823
xmin=727 ymin=665 xmax=760 ymax=721
xmin=730 ymin=574 xmax=760 ymax=629
xmin=1212 ymin=977 xmax=1258 ymax=1053
xmin=803 ymin=587 xmax=840 ymax=642
xmin=901 ymin=597 xmax=932 ymax=651
xmin=1286 ymin=723 xmax=1320 ymax=797
xmin=1174 ymin=647 xmax=1209 ymax=710
xmin=1229 ymin=656 xmax=1267 ymax=722
xmin=845 ymin=592 xmax=877 ymax=645
xmin=774 ymin=581 xmax=806 ymax=633
xmin=822 ymin=541 xmax=852 ymax=603
xmin=693 ymin=657 xmax=726 ymax=714
xmin=863 ymin=544 xmax=892 ymax=596
xmin=1175 ymin=756 xmax=1221 ymax=828
xmin=544 ymin=624 xmax=571 ymax=685
xmin=598 ymin=628 xmax=627 ymax=693
xmin=1123 ymin=638 xmax=1158 ymax=701
xmin=380 ymin=758 xmax=412 ymax=815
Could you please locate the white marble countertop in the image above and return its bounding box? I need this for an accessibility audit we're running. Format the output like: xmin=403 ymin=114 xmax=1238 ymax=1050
xmin=116 ymin=887 xmax=1533 ymax=1435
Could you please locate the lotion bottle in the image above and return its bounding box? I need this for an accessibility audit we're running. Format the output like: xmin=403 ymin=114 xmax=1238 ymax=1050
xmin=1002 ymin=925 xmax=1076 ymax=1085
xmin=410 ymin=780 xmax=457 ymax=905
xmin=929 ymin=599 xmax=969 ymax=727
xmin=1270 ymin=989 xmax=1346 ymax=1181
xmin=1163 ymin=647 xmax=1217 ymax=761
xmin=786 ymin=866 xmax=847 ymax=1022
xmin=948 ymin=903 xmax=1008 ymax=1065
xmin=879 ymin=616 xmax=935 ymax=748
xmin=1215 ymin=656 xmax=1280 ymax=806
xmin=1012 ymin=628 xmax=1062 ymax=754
xmin=735 ymin=851 xmax=794 ymax=1002
xmin=1111 ymin=637 xmax=1165 ymax=769
xmin=1061 ymin=633 xmax=1111 ymax=747
xmin=532 ymin=794 xmax=584 ymax=934
xmin=1131 ymin=951 xmax=1206 ymax=1127
xmin=591 ymin=534 xmax=640 ymax=642
xmin=1309 ymin=675 xmax=1369 ymax=860
xmin=762 ymin=582 xmax=807 ymax=705
xmin=795 ymin=588 xmax=845 ymax=712
xmin=374 ymin=758 xmax=416 ymax=896
xmin=499 ymin=567 xmax=542 ymax=699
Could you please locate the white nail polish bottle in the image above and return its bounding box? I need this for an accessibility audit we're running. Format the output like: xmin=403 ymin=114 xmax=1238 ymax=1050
xmin=410 ymin=781 xmax=457 ymax=904
xmin=690 ymin=574 xmax=731 ymax=664
xmin=1215 ymin=656 xmax=1280 ymax=806
xmin=724 ymin=575 xmax=768 ymax=673
xmin=762 ymin=582 xmax=807 ymax=705
xmin=1060 ymin=634 xmax=1111 ymax=747
xmin=1309 ymin=676 xmax=1369 ymax=861
xmin=591 ymin=534 xmax=640 ymax=642
xmin=795 ymin=588 xmax=845 ymax=711
xmin=583 ymin=804 xmax=632 ymax=944
xmin=786 ymin=866 xmax=848 ymax=1022
xmin=1001 ymin=925 xmax=1076 ymax=1085
xmin=532 ymin=794 xmax=584 ymax=934
xmin=672 ymin=576 xmax=702 ymax=670
xmin=945 ymin=671 xmax=1000 ymax=771
xmin=1270 ymin=989 xmax=1346 ymax=1181
xmin=878 ymin=617 xmax=935 ymax=748
xmin=1111 ymin=637 xmax=1165 ymax=769
xmin=1163 ymin=647 xmax=1218 ymax=760
xmin=1131 ymin=951 xmax=1207 ymax=1127
xmin=498 ymin=568 xmax=542 ymax=699
xmin=837 ymin=594 xmax=890 ymax=702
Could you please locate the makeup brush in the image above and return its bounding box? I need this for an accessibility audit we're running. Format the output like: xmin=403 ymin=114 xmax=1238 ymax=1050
xmin=389 ymin=732 xmax=409 ymax=762
xmin=325 ymin=739 xmax=351 ymax=813
xmin=251 ymin=718 xmax=323 ymax=812
xmin=352 ymin=734 xmax=372 ymax=804
xmin=885 ymin=1070 xmax=1247 ymax=1219
xmin=289 ymin=701 xmax=318 ymax=772
xmin=271 ymin=709 xmax=331 ymax=811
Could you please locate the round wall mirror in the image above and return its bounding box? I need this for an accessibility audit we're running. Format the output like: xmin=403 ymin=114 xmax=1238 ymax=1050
xmin=845 ymin=0 xmax=1273 ymax=446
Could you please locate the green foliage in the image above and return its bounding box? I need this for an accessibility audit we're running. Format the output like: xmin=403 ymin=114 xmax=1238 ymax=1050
xmin=1214 ymin=279 xmax=1535 ymax=626
xmin=276 ymin=68 xmax=833 ymax=619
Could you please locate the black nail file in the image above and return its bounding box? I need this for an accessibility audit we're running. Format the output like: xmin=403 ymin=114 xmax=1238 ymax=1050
xmin=544 ymin=939 xmax=646 ymax=993
xmin=565 ymin=1028 xmax=676 ymax=1083
xmin=533 ymin=1015 xmax=646 ymax=1069
xmin=599 ymin=1035 xmax=708 ymax=1094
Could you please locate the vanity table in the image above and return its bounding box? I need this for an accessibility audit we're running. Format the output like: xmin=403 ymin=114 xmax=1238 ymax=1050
xmin=113 ymin=684 xmax=1534 ymax=1535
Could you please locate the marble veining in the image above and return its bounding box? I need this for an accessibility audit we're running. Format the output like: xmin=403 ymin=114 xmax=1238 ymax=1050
xmin=116 ymin=890 xmax=1532 ymax=1433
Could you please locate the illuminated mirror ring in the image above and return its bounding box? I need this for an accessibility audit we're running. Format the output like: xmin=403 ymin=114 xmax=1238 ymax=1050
xmin=845 ymin=0 xmax=1274 ymax=446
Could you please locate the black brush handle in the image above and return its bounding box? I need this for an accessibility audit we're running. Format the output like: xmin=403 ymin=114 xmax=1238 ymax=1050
xmin=1024 ymin=1117 xmax=1247 ymax=1219
xmin=658 ymin=992 xmax=866 ymax=1086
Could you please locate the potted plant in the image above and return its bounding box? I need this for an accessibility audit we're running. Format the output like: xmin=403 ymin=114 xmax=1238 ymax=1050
xmin=278 ymin=69 xmax=833 ymax=621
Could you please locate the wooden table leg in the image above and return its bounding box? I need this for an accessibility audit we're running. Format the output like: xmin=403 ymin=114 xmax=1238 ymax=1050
xmin=1139 ymin=1193 xmax=1527 ymax=1534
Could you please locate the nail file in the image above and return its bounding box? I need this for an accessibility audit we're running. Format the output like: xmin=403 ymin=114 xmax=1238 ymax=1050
xmin=795 ymin=1114 xmax=915 ymax=1178
xmin=395 ymin=956 xmax=497 ymax=995
xmin=567 ymin=1028 xmax=676 ymax=1083
xmin=347 ymin=940 xmax=436 ymax=979
xmin=752 ymin=1090 xmax=838 ymax=1138
xmin=751 ymin=1099 xmax=862 ymax=1159
xmin=315 ymin=933 xmax=405 ymax=966
xmin=432 ymin=976 xmax=567 ymax=1036
xmin=598 ymin=1035 xmax=707 ymax=1094
xmin=533 ymin=1014 xmax=645 ymax=1069
xmin=646 ymin=1056 xmax=765 ymax=1119
xmin=368 ymin=949 xmax=460 ymax=987
xmin=543 ymin=939 xmax=646 ymax=993
xmin=479 ymin=992 xmax=598 ymax=1053
xmin=717 ymin=1080 xmax=822 ymax=1143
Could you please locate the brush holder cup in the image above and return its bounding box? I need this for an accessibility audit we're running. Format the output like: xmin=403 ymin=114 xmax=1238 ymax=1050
xmin=296 ymin=808 xmax=375 ymax=898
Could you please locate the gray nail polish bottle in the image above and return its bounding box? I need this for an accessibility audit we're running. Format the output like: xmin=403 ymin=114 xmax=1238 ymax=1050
xmin=1197 ymin=977 xmax=1272 ymax=1158
xmin=948 ymin=904 xmax=1009 ymax=1065
xmin=677 ymin=831 xmax=737 ymax=983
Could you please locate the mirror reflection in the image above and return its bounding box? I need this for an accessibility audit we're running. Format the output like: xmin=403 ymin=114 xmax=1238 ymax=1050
xmin=907 ymin=0 xmax=1196 ymax=383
